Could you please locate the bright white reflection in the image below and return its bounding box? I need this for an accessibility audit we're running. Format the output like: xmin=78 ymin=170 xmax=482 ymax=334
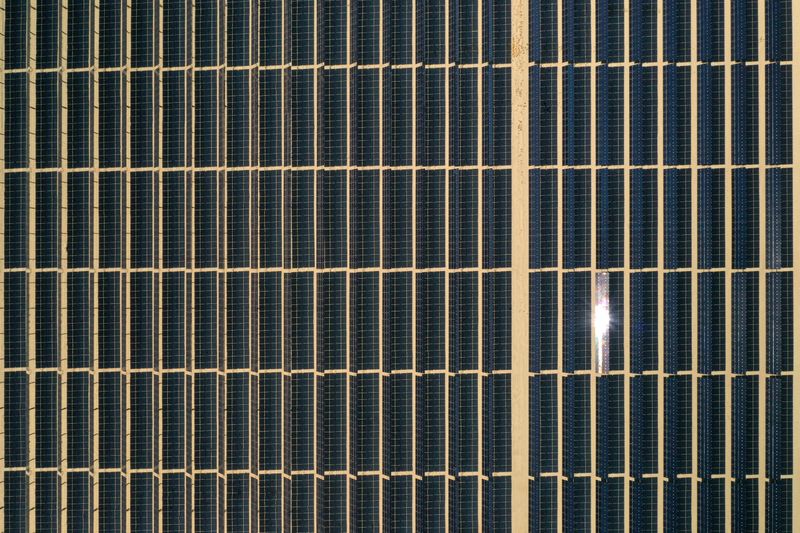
xmin=594 ymin=300 xmax=611 ymax=341
xmin=594 ymin=272 xmax=611 ymax=373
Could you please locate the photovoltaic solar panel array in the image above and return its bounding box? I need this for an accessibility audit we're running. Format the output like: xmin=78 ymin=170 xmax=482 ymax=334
xmin=528 ymin=0 xmax=794 ymax=530
xmin=3 ymin=0 xmax=515 ymax=531
xmin=1 ymin=0 xmax=797 ymax=531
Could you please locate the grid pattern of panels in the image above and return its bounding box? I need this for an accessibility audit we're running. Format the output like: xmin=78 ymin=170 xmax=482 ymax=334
xmin=528 ymin=0 xmax=796 ymax=530
xmin=1 ymin=0 xmax=514 ymax=531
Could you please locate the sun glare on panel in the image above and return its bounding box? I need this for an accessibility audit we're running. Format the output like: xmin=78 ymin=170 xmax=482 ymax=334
xmin=594 ymin=272 xmax=611 ymax=374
